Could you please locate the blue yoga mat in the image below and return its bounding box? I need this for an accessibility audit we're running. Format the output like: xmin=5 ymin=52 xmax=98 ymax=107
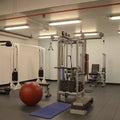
xmin=30 ymin=102 xmax=71 ymax=119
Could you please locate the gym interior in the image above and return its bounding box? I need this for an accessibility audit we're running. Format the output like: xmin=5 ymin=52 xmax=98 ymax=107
xmin=0 ymin=0 xmax=120 ymax=120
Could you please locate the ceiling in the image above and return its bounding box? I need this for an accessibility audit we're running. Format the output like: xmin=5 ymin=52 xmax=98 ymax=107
xmin=0 ymin=0 xmax=120 ymax=39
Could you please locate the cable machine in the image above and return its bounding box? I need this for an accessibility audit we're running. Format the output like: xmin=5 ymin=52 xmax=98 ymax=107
xmin=14 ymin=43 xmax=51 ymax=98
xmin=0 ymin=41 xmax=51 ymax=97
xmin=88 ymin=53 xmax=106 ymax=87
xmin=56 ymin=31 xmax=93 ymax=115
xmin=0 ymin=41 xmax=12 ymax=94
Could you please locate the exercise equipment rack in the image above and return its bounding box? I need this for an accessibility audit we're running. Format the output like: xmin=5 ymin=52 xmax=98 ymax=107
xmin=56 ymin=31 xmax=93 ymax=115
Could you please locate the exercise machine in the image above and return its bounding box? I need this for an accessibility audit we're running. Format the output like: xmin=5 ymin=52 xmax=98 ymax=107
xmin=56 ymin=31 xmax=93 ymax=115
xmin=0 ymin=41 xmax=22 ymax=93
xmin=14 ymin=43 xmax=51 ymax=98
xmin=88 ymin=53 xmax=106 ymax=87
xmin=36 ymin=46 xmax=51 ymax=98
xmin=11 ymin=43 xmax=21 ymax=89
xmin=0 ymin=41 xmax=51 ymax=97
xmin=0 ymin=41 xmax=12 ymax=94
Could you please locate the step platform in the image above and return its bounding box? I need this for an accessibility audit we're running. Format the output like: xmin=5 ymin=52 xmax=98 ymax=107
xmin=70 ymin=95 xmax=93 ymax=115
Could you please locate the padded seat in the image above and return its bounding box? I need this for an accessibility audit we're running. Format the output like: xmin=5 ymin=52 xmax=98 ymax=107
xmin=88 ymin=64 xmax=100 ymax=86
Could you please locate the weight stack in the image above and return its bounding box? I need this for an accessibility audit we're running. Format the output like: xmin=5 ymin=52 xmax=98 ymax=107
xmin=39 ymin=69 xmax=44 ymax=77
xmin=68 ymin=81 xmax=84 ymax=92
xmin=68 ymin=81 xmax=76 ymax=92
xmin=59 ymin=80 xmax=69 ymax=92
xmin=12 ymin=69 xmax=18 ymax=81
xmin=59 ymin=80 xmax=84 ymax=92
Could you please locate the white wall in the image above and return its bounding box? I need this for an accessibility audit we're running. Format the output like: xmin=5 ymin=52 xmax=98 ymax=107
xmin=39 ymin=34 xmax=120 ymax=84
xmin=0 ymin=35 xmax=38 ymax=85
xmin=0 ymin=47 xmax=12 ymax=84
xmin=87 ymin=34 xmax=120 ymax=83
xmin=0 ymin=0 xmax=97 ymax=15
xmin=87 ymin=39 xmax=105 ymax=70
xmin=18 ymin=44 xmax=39 ymax=82
xmin=105 ymin=35 xmax=120 ymax=83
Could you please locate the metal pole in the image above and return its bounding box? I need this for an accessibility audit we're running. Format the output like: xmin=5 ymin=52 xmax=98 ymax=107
xmin=57 ymin=41 xmax=61 ymax=101
xmin=76 ymin=40 xmax=79 ymax=94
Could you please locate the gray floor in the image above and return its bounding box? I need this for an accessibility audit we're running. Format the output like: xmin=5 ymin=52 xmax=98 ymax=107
xmin=0 ymin=82 xmax=120 ymax=120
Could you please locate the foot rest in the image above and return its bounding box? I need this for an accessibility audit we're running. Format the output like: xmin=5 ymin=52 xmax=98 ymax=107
xmin=70 ymin=95 xmax=93 ymax=115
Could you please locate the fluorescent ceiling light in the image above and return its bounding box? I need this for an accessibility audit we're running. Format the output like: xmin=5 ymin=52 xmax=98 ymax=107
xmin=39 ymin=36 xmax=51 ymax=39
xmin=84 ymin=33 xmax=98 ymax=36
xmin=49 ymin=20 xmax=81 ymax=26
xmin=118 ymin=31 xmax=120 ymax=34
xmin=109 ymin=16 xmax=120 ymax=20
xmin=4 ymin=25 xmax=29 ymax=30
xmin=39 ymin=35 xmax=59 ymax=39
xmin=74 ymin=32 xmax=99 ymax=36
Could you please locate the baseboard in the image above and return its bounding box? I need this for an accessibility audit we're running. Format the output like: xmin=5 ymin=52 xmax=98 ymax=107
xmin=0 ymin=78 xmax=57 ymax=87
xmin=106 ymin=83 xmax=120 ymax=85
xmin=19 ymin=79 xmax=37 ymax=84
xmin=86 ymin=81 xmax=120 ymax=85
xmin=0 ymin=79 xmax=37 ymax=87
xmin=0 ymin=83 xmax=10 ymax=87
xmin=46 ymin=79 xmax=57 ymax=82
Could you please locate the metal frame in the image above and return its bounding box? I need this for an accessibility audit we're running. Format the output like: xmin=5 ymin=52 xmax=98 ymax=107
xmin=12 ymin=43 xmax=51 ymax=97
xmin=57 ymin=32 xmax=87 ymax=101
xmin=10 ymin=43 xmax=21 ymax=89
xmin=88 ymin=53 xmax=106 ymax=87
xmin=0 ymin=42 xmax=51 ymax=97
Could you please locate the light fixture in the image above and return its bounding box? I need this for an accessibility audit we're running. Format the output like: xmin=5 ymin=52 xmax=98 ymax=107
xmin=39 ymin=35 xmax=59 ymax=39
xmin=109 ymin=16 xmax=120 ymax=20
xmin=74 ymin=32 xmax=99 ymax=37
xmin=4 ymin=24 xmax=29 ymax=30
xmin=74 ymin=32 xmax=104 ymax=40
xmin=39 ymin=35 xmax=51 ymax=39
xmin=49 ymin=19 xmax=81 ymax=26
xmin=118 ymin=30 xmax=120 ymax=34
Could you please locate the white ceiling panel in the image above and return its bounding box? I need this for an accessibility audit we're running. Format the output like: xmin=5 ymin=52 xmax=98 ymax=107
xmin=0 ymin=0 xmax=120 ymax=39
xmin=0 ymin=0 xmax=98 ymax=15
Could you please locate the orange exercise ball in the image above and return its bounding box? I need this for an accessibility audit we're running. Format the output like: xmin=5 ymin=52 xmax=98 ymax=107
xmin=19 ymin=82 xmax=43 ymax=106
